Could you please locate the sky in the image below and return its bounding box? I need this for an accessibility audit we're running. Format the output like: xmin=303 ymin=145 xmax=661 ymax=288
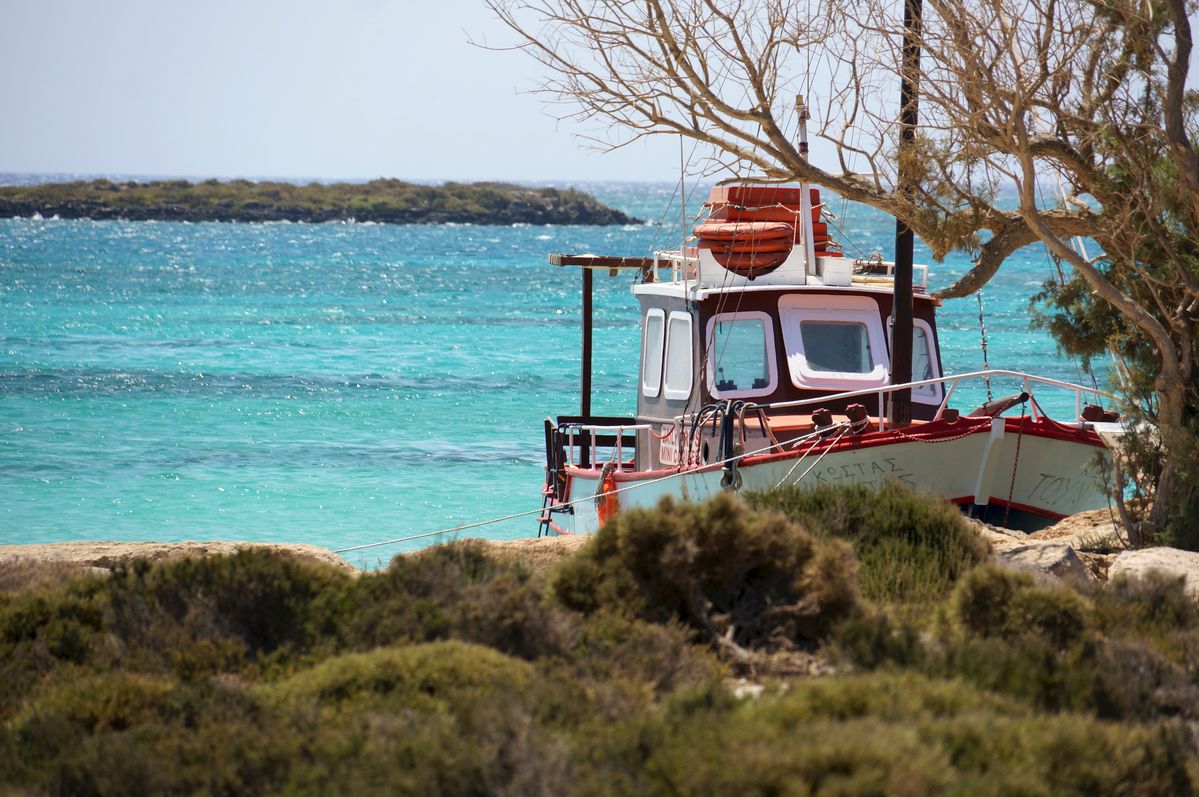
xmin=0 ymin=0 xmax=680 ymax=182
xmin=3 ymin=2 xmax=1197 ymax=185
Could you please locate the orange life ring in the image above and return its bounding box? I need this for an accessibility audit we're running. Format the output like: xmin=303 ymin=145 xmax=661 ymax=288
xmin=708 ymin=249 xmax=790 ymax=277
xmin=693 ymin=221 xmax=794 ymax=241
xmin=702 ymin=238 xmax=793 ymax=254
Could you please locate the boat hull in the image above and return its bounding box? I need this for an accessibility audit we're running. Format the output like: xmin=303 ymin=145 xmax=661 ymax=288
xmin=549 ymin=415 xmax=1110 ymax=535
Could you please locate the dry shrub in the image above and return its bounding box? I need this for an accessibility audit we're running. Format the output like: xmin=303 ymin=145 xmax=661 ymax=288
xmin=326 ymin=541 xmax=577 ymax=661
xmin=0 ymin=558 xmax=106 ymax=595
xmin=104 ymin=549 xmax=350 ymax=677
xmin=585 ymin=673 xmax=1195 ymax=797
xmin=748 ymin=480 xmax=989 ymax=606
xmin=553 ymin=493 xmax=860 ymax=658
xmin=951 ymin=566 xmax=1091 ymax=649
xmin=930 ymin=567 xmax=1199 ymax=719
xmin=267 ymin=640 xmax=537 ymax=715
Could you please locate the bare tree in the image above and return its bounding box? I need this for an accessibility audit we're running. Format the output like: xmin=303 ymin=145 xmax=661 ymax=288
xmin=490 ymin=0 xmax=1199 ymax=536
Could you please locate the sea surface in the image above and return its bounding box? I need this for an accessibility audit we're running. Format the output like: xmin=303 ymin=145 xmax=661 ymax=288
xmin=0 ymin=181 xmax=1098 ymax=566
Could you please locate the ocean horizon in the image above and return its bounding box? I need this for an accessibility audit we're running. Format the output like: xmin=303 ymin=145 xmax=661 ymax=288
xmin=0 ymin=179 xmax=1096 ymax=567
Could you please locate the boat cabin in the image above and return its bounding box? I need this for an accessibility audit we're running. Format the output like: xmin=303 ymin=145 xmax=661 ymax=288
xmin=629 ymin=185 xmax=943 ymax=468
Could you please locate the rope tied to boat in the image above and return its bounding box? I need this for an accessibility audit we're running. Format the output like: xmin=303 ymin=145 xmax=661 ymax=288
xmin=333 ymin=422 xmax=846 ymax=555
xmin=774 ymin=425 xmax=852 ymax=489
xmin=1003 ymin=395 xmax=1029 ymax=527
xmin=885 ymin=424 xmax=990 ymax=445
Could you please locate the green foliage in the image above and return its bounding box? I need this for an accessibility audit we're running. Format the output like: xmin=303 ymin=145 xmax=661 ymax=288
xmin=588 ymin=673 xmax=1193 ymax=796
xmin=845 ymin=565 xmax=1199 ymax=721
xmin=325 ymin=540 xmax=575 ymax=660
xmin=266 ymin=640 xmax=537 ymax=715
xmin=553 ymin=493 xmax=861 ymax=652
xmin=1030 ymin=235 xmax=1199 ymax=545
xmin=106 ymin=549 xmax=349 ymax=667
xmin=3 ymin=493 xmax=1199 ymax=795
xmin=748 ymin=480 xmax=990 ymax=605
xmin=1 ymin=673 xmax=298 ymax=797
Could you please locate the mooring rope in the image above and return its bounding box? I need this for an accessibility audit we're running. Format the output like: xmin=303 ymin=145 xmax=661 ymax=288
xmin=334 ymin=422 xmax=853 ymax=554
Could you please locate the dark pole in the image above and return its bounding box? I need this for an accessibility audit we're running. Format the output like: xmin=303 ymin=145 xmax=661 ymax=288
xmin=890 ymin=0 xmax=922 ymax=429
xmin=582 ymin=267 xmax=593 ymax=418
xmin=580 ymin=266 xmax=593 ymax=467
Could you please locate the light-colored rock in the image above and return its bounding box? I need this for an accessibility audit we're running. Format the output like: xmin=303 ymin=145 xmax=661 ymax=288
xmin=1028 ymin=508 xmax=1127 ymax=552
xmin=0 ymin=540 xmax=357 ymax=575
xmin=991 ymin=541 xmax=1090 ymax=581
xmin=1076 ymin=551 xmax=1119 ymax=582
xmin=1109 ymin=547 xmax=1199 ymax=599
xmin=963 ymin=517 xmax=1027 ymax=549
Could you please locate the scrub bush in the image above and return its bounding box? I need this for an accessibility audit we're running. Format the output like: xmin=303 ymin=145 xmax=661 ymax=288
xmin=267 ymin=640 xmax=538 ymax=715
xmin=585 ymin=673 xmax=1195 ymax=797
xmin=104 ymin=549 xmax=350 ymax=676
xmin=1 ymin=674 xmax=297 ymax=797
xmin=325 ymin=541 xmax=575 ymax=660
xmin=950 ymin=566 xmax=1091 ymax=649
xmin=846 ymin=566 xmax=1199 ymax=720
xmin=266 ymin=641 xmax=577 ymax=797
xmin=553 ymin=493 xmax=861 ymax=655
xmin=748 ymin=481 xmax=989 ymax=605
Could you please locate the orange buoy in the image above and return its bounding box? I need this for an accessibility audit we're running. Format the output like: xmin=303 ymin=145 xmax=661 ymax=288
xmin=596 ymin=465 xmax=619 ymax=525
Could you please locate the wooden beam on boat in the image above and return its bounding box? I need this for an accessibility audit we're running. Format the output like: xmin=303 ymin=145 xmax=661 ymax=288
xmin=550 ymin=253 xmax=655 ymax=464
xmin=548 ymin=253 xmax=656 ymax=277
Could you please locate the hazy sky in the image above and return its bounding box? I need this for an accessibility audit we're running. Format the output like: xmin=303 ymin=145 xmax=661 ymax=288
xmin=0 ymin=0 xmax=680 ymax=182
xmin=5 ymin=2 xmax=1196 ymax=184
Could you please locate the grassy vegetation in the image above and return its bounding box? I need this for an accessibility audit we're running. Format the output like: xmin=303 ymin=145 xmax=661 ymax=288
xmin=2 ymin=484 xmax=1198 ymax=795
xmin=0 ymin=178 xmax=638 ymax=225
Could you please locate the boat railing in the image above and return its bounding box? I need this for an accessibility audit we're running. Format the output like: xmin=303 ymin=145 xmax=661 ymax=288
xmin=846 ymin=258 xmax=929 ymax=290
xmin=670 ymin=369 xmax=1114 ymax=432
xmin=556 ymin=421 xmax=653 ymax=471
xmin=652 ymin=249 xmax=699 ymax=284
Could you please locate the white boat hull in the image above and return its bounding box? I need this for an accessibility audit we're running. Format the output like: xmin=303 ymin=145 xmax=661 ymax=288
xmin=549 ymin=415 xmax=1110 ymax=535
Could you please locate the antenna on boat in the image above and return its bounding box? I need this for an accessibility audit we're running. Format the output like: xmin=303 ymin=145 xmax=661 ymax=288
xmin=889 ymin=0 xmax=922 ymax=429
xmin=795 ymin=95 xmax=818 ymax=273
xmin=679 ymin=135 xmax=687 ymax=256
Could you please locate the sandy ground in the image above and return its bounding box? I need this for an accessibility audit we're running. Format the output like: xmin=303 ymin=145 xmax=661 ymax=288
xmin=0 ymin=534 xmax=591 ymax=591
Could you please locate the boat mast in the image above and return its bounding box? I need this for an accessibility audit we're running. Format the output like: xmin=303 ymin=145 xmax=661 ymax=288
xmin=890 ymin=0 xmax=922 ymax=429
xmin=795 ymin=95 xmax=818 ymax=272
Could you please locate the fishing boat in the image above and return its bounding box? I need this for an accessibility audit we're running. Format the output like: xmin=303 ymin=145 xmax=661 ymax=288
xmin=537 ymin=175 xmax=1123 ymax=535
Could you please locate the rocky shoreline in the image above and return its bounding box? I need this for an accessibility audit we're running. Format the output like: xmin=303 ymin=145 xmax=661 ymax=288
xmin=0 ymin=178 xmax=640 ymax=226
xmin=969 ymin=509 xmax=1199 ymax=593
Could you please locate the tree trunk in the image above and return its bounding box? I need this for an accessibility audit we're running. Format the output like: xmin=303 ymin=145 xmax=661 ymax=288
xmin=1147 ymin=375 xmax=1189 ymax=534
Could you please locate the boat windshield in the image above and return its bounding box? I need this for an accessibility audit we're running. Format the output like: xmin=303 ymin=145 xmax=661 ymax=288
xmin=799 ymin=321 xmax=875 ymax=373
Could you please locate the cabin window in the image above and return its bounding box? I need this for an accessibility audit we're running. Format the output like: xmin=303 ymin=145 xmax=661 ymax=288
xmin=799 ymin=321 xmax=875 ymax=373
xmin=707 ymin=312 xmax=777 ymax=398
xmin=779 ymin=295 xmax=890 ymax=389
xmin=663 ymin=312 xmax=694 ymax=401
xmin=641 ymin=309 xmax=666 ymax=398
xmin=887 ymin=317 xmax=942 ymax=404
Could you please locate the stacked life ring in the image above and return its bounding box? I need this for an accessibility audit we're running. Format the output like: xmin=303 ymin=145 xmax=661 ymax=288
xmin=693 ymin=220 xmax=794 ymax=278
xmin=696 ymin=185 xmax=843 ymax=279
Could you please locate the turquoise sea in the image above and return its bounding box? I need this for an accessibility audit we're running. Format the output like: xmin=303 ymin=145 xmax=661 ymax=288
xmin=0 ymin=181 xmax=1095 ymax=566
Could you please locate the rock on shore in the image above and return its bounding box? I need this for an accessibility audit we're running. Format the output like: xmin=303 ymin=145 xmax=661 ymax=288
xmin=1109 ymin=547 xmax=1199 ymax=599
xmin=0 ymin=540 xmax=356 ymax=592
